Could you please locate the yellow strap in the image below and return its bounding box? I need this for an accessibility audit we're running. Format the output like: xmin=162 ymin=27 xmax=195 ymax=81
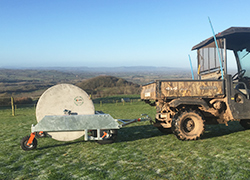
xmin=198 ymin=64 xmax=201 ymax=75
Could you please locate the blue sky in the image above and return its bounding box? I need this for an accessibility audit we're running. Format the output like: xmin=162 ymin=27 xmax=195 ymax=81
xmin=0 ymin=0 xmax=249 ymax=69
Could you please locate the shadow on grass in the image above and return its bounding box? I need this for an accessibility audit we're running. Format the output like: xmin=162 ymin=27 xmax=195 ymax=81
xmin=202 ymin=121 xmax=246 ymax=139
xmin=36 ymin=122 xmax=247 ymax=150
xmin=116 ymin=124 xmax=165 ymax=142
xmin=36 ymin=125 xmax=164 ymax=150
xmin=37 ymin=139 xmax=86 ymax=150
xmin=118 ymin=121 xmax=248 ymax=142
xmin=117 ymin=121 xmax=247 ymax=142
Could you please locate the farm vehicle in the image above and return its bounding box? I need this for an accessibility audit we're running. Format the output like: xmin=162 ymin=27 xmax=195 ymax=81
xmin=141 ymin=27 xmax=250 ymax=140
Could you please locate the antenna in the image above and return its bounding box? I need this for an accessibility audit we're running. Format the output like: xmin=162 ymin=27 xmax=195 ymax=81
xmin=188 ymin=54 xmax=194 ymax=80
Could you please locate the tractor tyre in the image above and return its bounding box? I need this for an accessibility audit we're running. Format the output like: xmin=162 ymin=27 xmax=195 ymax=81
xmin=171 ymin=110 xmax=205 ymax=140
xmin=20 ymin=135 xmax=37 ymax=151
xmin=240 ymin=119 xmax=250 ymax=129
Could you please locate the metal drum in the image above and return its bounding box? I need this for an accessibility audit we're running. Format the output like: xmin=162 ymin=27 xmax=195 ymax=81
xmin=36 ymin=84 xmax=95 ymax=141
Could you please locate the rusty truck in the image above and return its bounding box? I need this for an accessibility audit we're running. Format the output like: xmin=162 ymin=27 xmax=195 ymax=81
xmin=141 ymin=27 xmax=250 ymax=140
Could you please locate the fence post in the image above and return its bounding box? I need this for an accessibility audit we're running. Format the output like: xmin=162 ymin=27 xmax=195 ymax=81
xmin=100 ymin=101 xmax=102 ymax=107
xmin=11 ymin=97 xmax=15 ymax=116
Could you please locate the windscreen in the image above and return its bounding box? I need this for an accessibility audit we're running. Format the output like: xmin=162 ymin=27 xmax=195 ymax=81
xmin=237 ymin=48 xmax=250 ymax=77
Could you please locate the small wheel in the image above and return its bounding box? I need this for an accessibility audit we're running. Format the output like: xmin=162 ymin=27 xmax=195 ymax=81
xmin=240 ymin=119 xmax=250 ymax=129
xmin=171 ymin=110 xmax=205 ymax=140
xmin=155 ymin=119 xmax=172 ymax=134
xmin=92 ymin=129 xmax=118 ymax=144
xmin=35 ymin=132 xmax=47 ymax=138
xmin=20 ymin=136 xmax=37 ymax=151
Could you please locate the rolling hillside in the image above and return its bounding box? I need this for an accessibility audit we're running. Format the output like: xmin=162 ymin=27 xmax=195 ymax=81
xmin=76 ymin=76 xmax=140 ymax=97
xmin=0 ymin=69 xmax=80 ymax=98
xmin=0 ymin=67 xmax=191 ymax=106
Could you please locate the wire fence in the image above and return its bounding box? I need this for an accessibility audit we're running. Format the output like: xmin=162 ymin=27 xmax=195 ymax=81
xmin=0 ymin=97 xmax=37 ymax=109
xmin=0 ymin=97 xmax=142 ymax=110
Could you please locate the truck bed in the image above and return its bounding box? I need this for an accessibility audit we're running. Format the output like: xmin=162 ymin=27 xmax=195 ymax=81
xmin=141 ymin=79 xmax=224 ymax=100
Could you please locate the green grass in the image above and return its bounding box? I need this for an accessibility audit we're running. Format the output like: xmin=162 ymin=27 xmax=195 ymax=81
xmin=0 ymin=102 xmax=250 ymax=179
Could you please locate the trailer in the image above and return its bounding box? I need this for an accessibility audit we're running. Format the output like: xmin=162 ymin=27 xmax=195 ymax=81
xmin=20 ymin=84 xmax=150 ymax=151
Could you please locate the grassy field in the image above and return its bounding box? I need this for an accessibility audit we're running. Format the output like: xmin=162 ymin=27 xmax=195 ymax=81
xmin=0 ymin=101 xmax=250 ymax=179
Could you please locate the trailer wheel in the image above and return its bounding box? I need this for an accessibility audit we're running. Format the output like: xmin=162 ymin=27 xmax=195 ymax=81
xmin=171 ymin=110 xmax=204 ymax=140
xmin=92 ymin=129 xmax=118 ymax=144
xmin=20 ymin=136 xmax=37 ymax=151
xmin=35 ymin=132 xmax=47 ymax=138
xmin=240 ymin=119 xmax=250 ymax=129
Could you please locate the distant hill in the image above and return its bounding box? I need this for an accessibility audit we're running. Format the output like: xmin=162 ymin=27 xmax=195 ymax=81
xmin=2 ymin=66 xmax=189 ymax=73
xmin=0 ymin=66 xmax=192 ymax=104
xmin=0 ymin=69 xmax=82 ymax=99
xmin=76 ymin=76 xmax=140 ymax=97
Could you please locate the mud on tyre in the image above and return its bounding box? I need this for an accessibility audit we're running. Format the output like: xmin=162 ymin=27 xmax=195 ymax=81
xmin=171 ymin=110 xmax=205 ymax=140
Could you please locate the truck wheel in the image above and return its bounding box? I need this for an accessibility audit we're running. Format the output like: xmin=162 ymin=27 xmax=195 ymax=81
xmin=91 ymin=129 xmax=118 ymax=144
xmin=171 ymin=110 xmax=205 ymax=140
xmin=240 ymin=119 xmax=250 ymax=129
xmin=20 ymin=136 xmax=37 ymax=151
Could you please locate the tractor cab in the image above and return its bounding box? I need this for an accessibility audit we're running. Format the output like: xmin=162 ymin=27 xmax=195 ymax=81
xmin=192 ymin=27 xmax=250 ymax=96
xmin=192 ymin=27 xmax=250 ymax=121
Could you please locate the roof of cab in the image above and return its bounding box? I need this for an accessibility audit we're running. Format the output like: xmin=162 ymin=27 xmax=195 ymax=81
xmin=192 ymin=27 xmax=250 ymax=51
